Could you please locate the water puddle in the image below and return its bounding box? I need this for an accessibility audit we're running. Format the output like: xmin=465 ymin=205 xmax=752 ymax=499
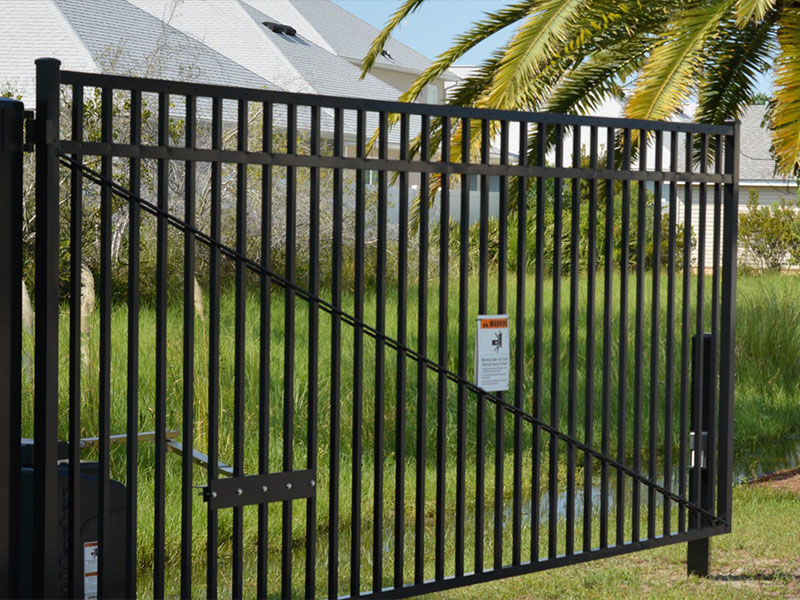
xmin=496 ymin=435 xmax=800 ymax=526
xmin=734 ymin=435 xmax=800 ymax=482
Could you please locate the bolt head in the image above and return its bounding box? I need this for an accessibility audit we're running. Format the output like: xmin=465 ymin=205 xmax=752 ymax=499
xmin=310 ymin=479 xmax=316 ymax=487
xmin=262 ymin=485 xmax=269 ymax=493
xmin=236 ymin=488 xmax=243 ymax=496
xmin=211 ymin=491 xmax=217 ymax=498
xmin=286 ymin=482 xmax=292 ymax=490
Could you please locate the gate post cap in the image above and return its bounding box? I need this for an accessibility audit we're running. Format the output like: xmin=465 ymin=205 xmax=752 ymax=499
xmin=34 ymin=57 xmax=62 ymax=66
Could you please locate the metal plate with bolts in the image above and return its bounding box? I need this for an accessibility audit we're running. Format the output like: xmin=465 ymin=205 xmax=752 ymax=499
xmin=202 ymin=469 xmax=316 ymax=509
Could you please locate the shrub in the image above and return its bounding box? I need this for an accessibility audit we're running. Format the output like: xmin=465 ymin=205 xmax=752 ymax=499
xmin=739 ymin=189 xmax=800 ymax=271
xmin=457 ymin=181 xmax=690 ymax=275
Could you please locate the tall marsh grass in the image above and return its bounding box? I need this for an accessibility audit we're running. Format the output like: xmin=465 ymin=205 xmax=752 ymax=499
xmin=17 ymin=272 xmax=800 ymax=596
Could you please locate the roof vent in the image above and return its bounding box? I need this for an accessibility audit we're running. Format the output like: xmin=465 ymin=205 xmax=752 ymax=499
xmin=263 ymin=21 xmax=296 ymax=36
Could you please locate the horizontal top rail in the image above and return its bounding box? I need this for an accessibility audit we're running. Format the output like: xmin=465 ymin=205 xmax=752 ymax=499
xmin=57 ymin=140 xmax=732 ymax=184
xmin=59 ymin=69 xmax=736 ymax=136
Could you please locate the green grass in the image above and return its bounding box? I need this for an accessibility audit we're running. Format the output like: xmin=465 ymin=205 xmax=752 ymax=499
xmin=731 ymin=274 xmax=800 ymax=451
xmin=17 ymin=270 xmax=800 ymax=597
xmin=432 ymin=484 xmax=800 ymax=599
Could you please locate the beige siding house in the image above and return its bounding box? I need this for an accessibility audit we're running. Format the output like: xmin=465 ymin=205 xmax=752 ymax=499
xmin=676 ymin=105 xmax=797 ymax=269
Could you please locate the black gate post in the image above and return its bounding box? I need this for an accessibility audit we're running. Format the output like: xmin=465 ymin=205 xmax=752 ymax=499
xmin=33 ymin=57 xmax=62 ymax=599
xmin=0 ymin=96 xmax=25 ymax=599
xmin=718 ymin=120 xmax=739 ymax=531
xmin=688 ymin=333 xmax=714 ymax=576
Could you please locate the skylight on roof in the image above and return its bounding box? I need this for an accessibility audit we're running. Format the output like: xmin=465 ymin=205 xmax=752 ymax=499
xmin=263 ymin=21 xmax=296 ymax=36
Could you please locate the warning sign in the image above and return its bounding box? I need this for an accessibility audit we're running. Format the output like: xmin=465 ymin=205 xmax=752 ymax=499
xmin=84 ymin=541 xmax=98 ymax=600
xmin=474 ymin=315 xmax=510 ymax=392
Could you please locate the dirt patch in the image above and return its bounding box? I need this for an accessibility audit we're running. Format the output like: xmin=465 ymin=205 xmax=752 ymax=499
xmin=747 ymin=466 xmax=800 ymax=494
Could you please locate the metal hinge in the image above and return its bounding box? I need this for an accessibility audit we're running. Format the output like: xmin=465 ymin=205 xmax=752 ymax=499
xmin=26 ymin=112 xmax=57 ymax=147
xmin=201 ymin=469 xmax=316 ymax=509
xmin=23 ymin=110 xmax=35 ymax=151
xmin=689 ymin=431 xmax=708 ymax=469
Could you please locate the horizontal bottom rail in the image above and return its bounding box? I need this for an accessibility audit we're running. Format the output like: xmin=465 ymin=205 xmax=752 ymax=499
xmin=360 ymin=525 xmax=728 ymax=599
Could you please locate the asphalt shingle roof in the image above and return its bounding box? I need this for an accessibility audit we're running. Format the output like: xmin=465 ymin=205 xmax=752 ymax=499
xmin=56 ymin=0 xmax=276 ymax=90
xmin=738 ymin=104 xmax=782 ymax=182
xmin=235 ymin=0 xmax=401 ymax=99
xmin=241 ymin=0 xmax=457 ymax=80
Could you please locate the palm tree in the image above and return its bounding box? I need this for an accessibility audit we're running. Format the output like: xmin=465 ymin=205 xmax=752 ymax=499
xmin=362 ymin=0 xmax=799 ymax=174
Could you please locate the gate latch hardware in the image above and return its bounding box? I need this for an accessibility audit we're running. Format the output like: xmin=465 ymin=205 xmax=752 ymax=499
xmin=202 ymin=469 xmax=316 ymax=509
xmin=689 ymin=431 xmax=708 ymax=469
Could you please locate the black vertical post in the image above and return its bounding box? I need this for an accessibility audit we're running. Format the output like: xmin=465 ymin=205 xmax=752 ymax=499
xmin=414 ymin=114 xmax=430 ymax=586
xmin=374 ymin=109 xmax=388 ymax=593
xmin=351 ymin=109 xmax=366 ymax=597
xmin=548 ymin=124 xmax=563 ymax=561
xmin=207 ymin=96 xmax=222 ymax=599
xmin=718 ymin=121 xmax=739 ymax=531
xmin=98 ymin=84 xmax=113 ymax=600
xmin=125 ymin=87 xmax=140 ymax=600
xmin=0 ymin=97 xmax=24 ymax=600
xmin=154 ymin=91 xmax=169 ymax=600
xmin=663 ymin=131 xmax=679 ymax=536
xmin=512 ymin=120 xmax=527 ymax=568
xmin=282 ymin=101 xmax=296 ymax=600
xmin=435 ymin=116 xmax=449 ymax=582
xmin=599 ymin=126 xmax=615 ymax=550
xmin=68 ymin=83 xmax=84 ymax=600
xmin=180 ymin=93 xmax=196 ymax=600
xmin=234 ymin=100 xmax=250 ymax=600
xmin=583 ymin=125 xmax=598 ymax=554
xmin=328 ymin=107 xmax=344 ymax=600
xmin=688 ymin=333 xmax=715 ymax=576
xmin=306 ymin=103 xmax=321 ymax=600
xmin=394 ymin=111 xmax=410 ymax=590
xmin=33 ymin=57 xmax=62 ymax=600
xmin=455 ymin=117 xmax=470 ymax=577
xmin=531 ymin=122 xmax=546 ymax=562
xmin=257 ymin=99 xmax=273 ymax=600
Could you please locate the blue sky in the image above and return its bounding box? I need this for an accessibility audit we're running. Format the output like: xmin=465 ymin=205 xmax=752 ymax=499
xmin=331 ymin=0 xmax=510 ymax=66
xmin=331 ymin=0 xmax=773 ymax=95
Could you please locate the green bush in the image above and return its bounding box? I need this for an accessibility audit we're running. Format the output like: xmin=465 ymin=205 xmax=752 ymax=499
xmin=739 ymin=189 xmax=800 ymax=271
xmin=455 ymin=181 xmax=690 ymax=275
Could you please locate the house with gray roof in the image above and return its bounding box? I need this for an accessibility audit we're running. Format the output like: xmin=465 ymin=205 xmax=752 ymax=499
xmin=0 ymin=0 xmax=462 ymax=228
xmin=0 ymin=0 xmax=456 ymax=105
xmin=248 ymin=0 xmax=459 ymax=102
xmin=676 ymin=104 xmax=797 ymax=268
xmin=1 ymin=0 xmax=278 ymax=100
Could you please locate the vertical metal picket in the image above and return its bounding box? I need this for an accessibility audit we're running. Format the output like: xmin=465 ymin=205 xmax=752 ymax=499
xmin=33 ymin=57 xmax=62 ymax=600
xmin=0 ymin=97 xmax=24 ymax=600
xmin=718 ymin=121 xmax=740 ymax=529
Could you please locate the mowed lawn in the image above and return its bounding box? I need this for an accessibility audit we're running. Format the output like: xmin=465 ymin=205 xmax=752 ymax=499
xmin=430 ymin=483 xmax=800 ymax=599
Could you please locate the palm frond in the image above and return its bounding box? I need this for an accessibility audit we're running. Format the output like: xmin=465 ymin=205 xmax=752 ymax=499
xmin=626 ymin=0 xmax=734 ymax=123
xmin=361 ymin=0 xmax=427 ymax=77
xmin=545 ymin=39 xmax=650 ymax=116
xmin=771 ymin=7 xmax=800 ymax=174
xmin=396 ymin=1 xmax=535 ymax=104
xmin=696 ymin=16 xmax=776 ymax=125
xmin=734 ymin=0 xmax=776 ymax=25
xmin=484 ymin=0 xmax=589 ymax=109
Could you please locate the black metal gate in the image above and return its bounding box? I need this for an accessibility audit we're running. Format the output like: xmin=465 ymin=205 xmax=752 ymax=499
xmin=0 ymin=58 xmax=738 ymax=599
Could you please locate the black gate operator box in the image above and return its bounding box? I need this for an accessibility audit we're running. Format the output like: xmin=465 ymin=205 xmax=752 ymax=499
xmin=18 ymin=440 xmax=127 ymax=599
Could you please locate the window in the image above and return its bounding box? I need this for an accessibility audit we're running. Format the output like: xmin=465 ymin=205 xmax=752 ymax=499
xmin=425 ymin=84 xmax=438 ymax=104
